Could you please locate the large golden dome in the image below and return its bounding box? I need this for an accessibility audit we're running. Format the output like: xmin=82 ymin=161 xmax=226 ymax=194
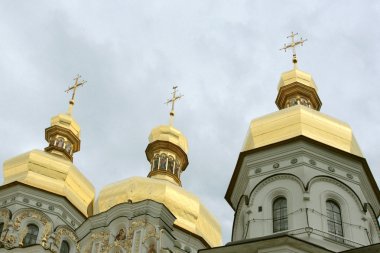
xmin=95 ymin=87 xmax=222 ymax=247
xmin=242 ymin=104 xmax=363 ymax=157
xmin=95 ymin=176 xmax=222 ymax=247
xmin=3 ymin=149 xmax=95 ymax=216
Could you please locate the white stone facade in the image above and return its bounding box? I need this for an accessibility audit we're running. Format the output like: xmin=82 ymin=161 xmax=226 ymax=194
xmin=230 ymin=138 xmax=380 ymax=252
xmin=0 ymin=183 xmax=208 ymax=253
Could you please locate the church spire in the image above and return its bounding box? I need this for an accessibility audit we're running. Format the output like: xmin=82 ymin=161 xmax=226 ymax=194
xmin=145 ymin=86 xmax=188 ymax=186
xmin=276 ymin=33 xmax=322 ymax=111
xmin=44 ymin=75 xmax=86 ymax=161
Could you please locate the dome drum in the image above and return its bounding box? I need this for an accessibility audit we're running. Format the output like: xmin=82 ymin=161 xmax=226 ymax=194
xmin=148 ymin=151 xmax=183 ymax=185
xmin=275 ymin=83 xmax=322 ymax=110
xmin=45 ymin=125 xmax=81 ymax=161
xmin=146 ymin=140 xmax=188 ymax=169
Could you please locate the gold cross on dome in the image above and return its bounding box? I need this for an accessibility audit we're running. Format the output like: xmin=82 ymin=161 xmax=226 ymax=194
xmin=280 ymin=32 xmax=307 ymax=67
xmin=65 ymin=74 xmax=87 ymax=101
xmin=166 ymin=86 xmax=183 ymax=112
xmin=165 ymin=86 xmax=183 ymax=126
xmin=65 ymin=74 xmax=87 ymax=114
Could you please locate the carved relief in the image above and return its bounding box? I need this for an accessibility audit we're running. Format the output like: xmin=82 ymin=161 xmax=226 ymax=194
xmin=85 ymin=219 xmax=158 ymax=253
xmin=91 ymin=231 xmax=110 ymax=252
xmin=115 ymin=228 xmax=126 ymax=241
xmin=0 ymin=208 xmax=11 ymax=227
xmin=54 ymin=226 xmax=80 ymax=253
xmin=3 ymin=235 xmax=15 ymax=249
xmin=12 ymin=209 xmax=53 ymax=248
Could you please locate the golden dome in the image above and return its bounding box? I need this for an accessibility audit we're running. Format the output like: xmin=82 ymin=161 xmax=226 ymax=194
xmin=278 ymin=68 xmax=317 ymax=91
xmin=44 ymin=113 xmax=81 ymax=161
xmin=148 ymin=125 xmax=188 ymax=154
xmin=276 ymin=68 xmax=322 ymax=111
xmin=146 ymin=125 xmax=189 ymax=186
xmin=95 ymin=176 xmax=222 ymax=247
xmin=3 ymin=149 xmax=95 ymax=216
xmin=242 ymin=105 xmax=363 ymax=157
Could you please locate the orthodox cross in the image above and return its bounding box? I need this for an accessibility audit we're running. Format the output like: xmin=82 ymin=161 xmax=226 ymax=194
xmin=65 ymin=74 xmax=87 ymax=114
xmin=280 ymin=32 xmax=307 ymax=68
xmin=165 ymin=86 xmax=183 ymax=126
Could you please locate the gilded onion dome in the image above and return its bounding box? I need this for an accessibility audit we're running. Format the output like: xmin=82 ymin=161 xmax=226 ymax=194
xmin=2 ymin=75 xmax=95 ymax=217
xmin=96 ymin=86 xmax=222 ymax=247
xmin=243 ymin=33 xmax=363 ymax=157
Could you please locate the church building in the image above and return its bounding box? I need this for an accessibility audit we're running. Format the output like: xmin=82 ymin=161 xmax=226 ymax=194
xmin=202 ymin=33 xmax=380 ymax=253
xmin=0 ymin=33 xmax=379 ymax=253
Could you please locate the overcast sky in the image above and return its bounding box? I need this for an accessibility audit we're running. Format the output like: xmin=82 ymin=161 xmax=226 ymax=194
xmin=1 ymin=0 xmax=379 ymax=244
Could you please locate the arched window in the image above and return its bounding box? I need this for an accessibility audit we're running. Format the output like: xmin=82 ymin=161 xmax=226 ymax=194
xmin=57 ymin=138 xmax=64 ymax=148
xmin=167 ymin=156 xmax=174 ymax=173
xmin=273 ymin=197 xmax=288 ymax=232
xmin=152 ymin=155 xmax=159 ymax=171
xmin=60 ymin=240 xmax=70 ymax=253
xmin=23 ymin=224 xmax=39 ymax=246
xmin=159 ymin=154 xmax=167 ymax=170
xmin=175 ymin=160 xmax=181 ymax=176
xmin=65 ymin=143 xmax=72 ymax=154
xmin=326 ymin=200 xmax=343 ymax=241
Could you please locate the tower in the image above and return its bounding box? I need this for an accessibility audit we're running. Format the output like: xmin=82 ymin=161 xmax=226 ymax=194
xmin=203 ymin=33 xmax=380 ymax=253
xmin=0 ymin=76 xmax=95 ymax=251
xmin=94 ymin=86 xmax=222 ymax=251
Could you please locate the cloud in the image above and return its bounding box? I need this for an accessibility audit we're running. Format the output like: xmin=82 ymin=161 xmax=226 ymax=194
xmin=0 ymin=0 xmax=379 ymax=244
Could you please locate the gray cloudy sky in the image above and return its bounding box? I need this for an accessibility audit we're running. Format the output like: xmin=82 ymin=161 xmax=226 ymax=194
xmin=1 ymin=0 xmax=380 ymax=244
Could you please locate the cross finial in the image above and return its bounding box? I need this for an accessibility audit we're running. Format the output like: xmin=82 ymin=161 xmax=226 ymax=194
xmin=280 ymin=32 xmax=307 ymax=69
xmin=65 ymin=74 xmax=87 ymax=115
xmin=165 ymin=86 xmax=183 ymax=126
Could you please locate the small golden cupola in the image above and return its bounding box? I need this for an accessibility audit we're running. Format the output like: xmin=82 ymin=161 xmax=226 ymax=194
xmin=242 ymin=33 xmax=363 ymax=157
xmin=96 ymin=86 xmax=222 ymax=246
xmin=276 ymin=32 xmax=322 ymax=110
xmin=145 ymin=86 xmax=188 ymax=186
xmin=3 ymin=75 xmax=95 ymax=217
xmin=44 ymin=75 xmax=86 ymax=161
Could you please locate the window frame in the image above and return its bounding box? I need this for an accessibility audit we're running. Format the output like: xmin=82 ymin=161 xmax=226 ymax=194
xmin=60 ymin=240 xmax=70 ymax=253
xmin=23 ymin=224 xmax=39 ymax=246
xmin=326 ymin=199 xmax=344 ymax=242
xmin=272 ymin=197 xmax=288 ymax=233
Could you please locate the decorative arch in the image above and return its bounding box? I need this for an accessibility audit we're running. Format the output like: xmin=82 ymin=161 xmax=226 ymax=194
xmin=232 ymin=195 xmax=249 ymax=241
xmin=54 ymin=225 xmax=79 ymax=253
xmin=248 ymin=173 xmax=306 ymax=206
xmin=0 ymin=208 xmax=11 ymax=234
xmin=365 ymin=203 xmax=380 ymax=240
xmin=12 ymin=208 xmax=53 ymax=248
xmin=307 ymin=176 xmax=365 ymax=212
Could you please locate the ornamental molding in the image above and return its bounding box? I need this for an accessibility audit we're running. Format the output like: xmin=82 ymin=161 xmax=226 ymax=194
xmin=84 ymin=219 xmax=158 ymax=253
xmin=0 ymin=208 xmax=11 ymax=231
xmin=12 ymin=208 xmax=53 ymax=249
xmin=307 ymin=176 xmax=364 ymax=212
xmin=248 ymin=174 xmax=305 ymax=206
xmin=53 ymin=226 xmax=80 ymax=253
xmin=232 ymin=195 xmax=249 ymax=241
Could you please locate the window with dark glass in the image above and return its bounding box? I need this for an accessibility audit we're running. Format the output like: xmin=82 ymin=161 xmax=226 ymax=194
xmin=273 ymin=197 xmax=288 ymax=232
xmin=152 ymin=155 xmax=159 ymax=171
xmin=23 ymin=224 xmax=39 ymax=246
xmin=57 ymin=138 xmax=64 ymax=148
xmin=168 ymin=156 xmax=174 ymax=173
xmin=159 ymin=154 xmax=167 ymax=170
xmin=60 ymin=240 xmax=70 ymax=253
xmin=326 ymin=200 xmax=343 ymax=241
